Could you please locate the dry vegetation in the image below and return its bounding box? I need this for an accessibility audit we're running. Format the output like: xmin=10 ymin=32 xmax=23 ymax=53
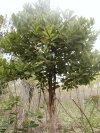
xmin=0 ymin=79 xmax=100 ymax=133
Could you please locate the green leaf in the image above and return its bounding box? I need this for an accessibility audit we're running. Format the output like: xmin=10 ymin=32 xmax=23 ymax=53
xmin=29 ymin=121 xmax=39 ymax=128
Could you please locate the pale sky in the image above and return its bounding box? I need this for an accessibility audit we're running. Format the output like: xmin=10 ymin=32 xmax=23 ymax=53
xmin=0 ymin=0 xmax=100 ymax=50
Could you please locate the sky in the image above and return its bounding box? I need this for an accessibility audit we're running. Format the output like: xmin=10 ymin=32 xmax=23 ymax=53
xmin=0 ymin=0 xmax=100 ymax=50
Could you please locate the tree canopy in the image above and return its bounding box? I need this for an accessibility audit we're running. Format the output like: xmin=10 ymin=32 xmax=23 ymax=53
xmin=0 ymin=2 xmax=99 ymax=89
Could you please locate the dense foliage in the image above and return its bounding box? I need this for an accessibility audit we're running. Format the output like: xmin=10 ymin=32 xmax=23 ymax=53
xmin=0 ymin=2 xmax=99 ymax=89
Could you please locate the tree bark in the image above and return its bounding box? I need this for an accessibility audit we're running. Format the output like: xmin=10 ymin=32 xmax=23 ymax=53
xmin=47 ymin=49 xmax=57 ymax=133
xmin=48 ymin=72 xmax=57 ymax=133
xmin=48 ymin=87 xmax=56 ymax=133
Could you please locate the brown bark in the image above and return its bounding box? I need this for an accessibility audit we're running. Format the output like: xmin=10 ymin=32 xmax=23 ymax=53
xmin=48 ymin=88 xmax=56 ymax=133
xmin=48 ymin=70 xmax=57 ymax=133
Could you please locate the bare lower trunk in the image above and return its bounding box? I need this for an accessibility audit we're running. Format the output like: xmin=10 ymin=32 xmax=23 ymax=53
xmin=48 ymin=88 xmax=56 ymax=133
xmin=47 ymin=57 xmax=57 ymax=133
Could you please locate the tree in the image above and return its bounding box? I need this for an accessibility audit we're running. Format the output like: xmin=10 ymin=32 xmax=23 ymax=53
xmin=0 ymin=0 xmax=99 ymax=132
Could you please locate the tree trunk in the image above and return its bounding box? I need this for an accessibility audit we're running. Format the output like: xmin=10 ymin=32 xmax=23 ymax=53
xmin=48 ymin=71 xmax=57 ymax=133
xmin=48 ymin=88 xmax=56 ymax=133
xmin=47 ymin=51 xmax=57 ymax=133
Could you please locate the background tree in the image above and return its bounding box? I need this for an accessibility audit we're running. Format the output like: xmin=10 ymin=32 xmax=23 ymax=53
xmin=0 ymin=0 xmax=100 ymax=132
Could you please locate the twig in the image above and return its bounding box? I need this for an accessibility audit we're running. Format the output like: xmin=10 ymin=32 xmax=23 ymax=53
xmin=56 ymin=97 xmax=81 ymax=129
xmin=38 ymin=88 xmax=42 ymax=110
xmin=72 ymin=99 xmax=94 ymax=133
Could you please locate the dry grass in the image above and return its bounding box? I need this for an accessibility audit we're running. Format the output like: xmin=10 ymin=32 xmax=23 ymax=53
xmin=0 ymin=79 xmax=100 ymax=133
